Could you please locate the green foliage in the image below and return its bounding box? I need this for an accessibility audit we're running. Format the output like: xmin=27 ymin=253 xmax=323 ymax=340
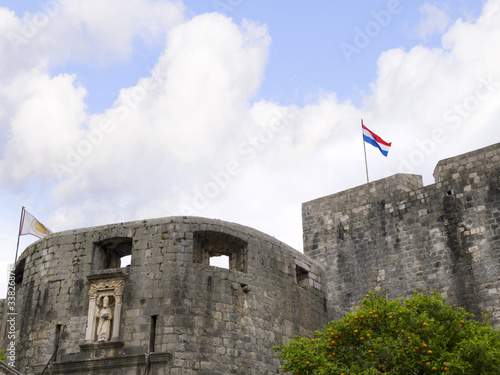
xmin=275 ymin=290 xmax=500 ymax=374
xmin=0 ymin=349 xmax=5 ymax=361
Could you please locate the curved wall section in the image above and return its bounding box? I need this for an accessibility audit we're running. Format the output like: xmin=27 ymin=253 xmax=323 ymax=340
xmin=6 ymin=216 xmax=328 ymax=375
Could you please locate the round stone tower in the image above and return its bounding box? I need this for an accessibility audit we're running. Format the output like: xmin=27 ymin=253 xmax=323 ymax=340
xmin=4 ymin=216 xmax=328 ymax=375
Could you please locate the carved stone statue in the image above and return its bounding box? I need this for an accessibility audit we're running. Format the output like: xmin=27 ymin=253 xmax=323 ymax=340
xmin=85 ymin=277 xmax=124 ymax=343
xmin=96 ymin=295 xmax=113 ymax=342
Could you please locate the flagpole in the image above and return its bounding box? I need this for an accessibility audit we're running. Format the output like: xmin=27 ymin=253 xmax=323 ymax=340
xmin=15 ymin=206 xmax=25 ymax=263
xmin=361 ymin=119 xmax=370 ymax=183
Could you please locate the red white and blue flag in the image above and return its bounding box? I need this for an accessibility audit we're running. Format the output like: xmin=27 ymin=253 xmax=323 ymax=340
xmin=362 ymin=122 xmax=391 ymax=157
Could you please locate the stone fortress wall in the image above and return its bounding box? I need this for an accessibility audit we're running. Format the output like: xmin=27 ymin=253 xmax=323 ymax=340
xmin=1 ymin=142 xmax=500 ymax=374
xmin=303 ymin=142 xmax=500 ymax=324
xmin=1 ymin=217 xmax=328 ymax=374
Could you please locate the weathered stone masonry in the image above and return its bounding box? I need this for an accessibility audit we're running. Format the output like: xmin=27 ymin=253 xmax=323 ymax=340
xmin=303 ymin=142 xmax=500 ymax=324
xmin=2 ymin=217 xmax=328 ymax=375
xmin=2 ymin=142 xmax=500 ymax=374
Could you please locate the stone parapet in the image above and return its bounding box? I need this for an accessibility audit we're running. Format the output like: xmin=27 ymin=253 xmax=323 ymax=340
xmin=433 ymin=142 xmax=500 ymax=183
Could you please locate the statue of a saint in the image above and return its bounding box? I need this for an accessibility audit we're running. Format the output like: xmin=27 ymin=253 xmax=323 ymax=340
xmin=96 ymin=295 xmax=113 ymax=341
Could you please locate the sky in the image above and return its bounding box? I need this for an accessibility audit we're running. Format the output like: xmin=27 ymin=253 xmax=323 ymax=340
xmin=0 ymin=0 xmax=498 ymax=297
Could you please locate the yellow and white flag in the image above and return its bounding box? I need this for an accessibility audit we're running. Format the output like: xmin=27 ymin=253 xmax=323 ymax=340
xmin=20 ymin=209 xmax=52 ymax=239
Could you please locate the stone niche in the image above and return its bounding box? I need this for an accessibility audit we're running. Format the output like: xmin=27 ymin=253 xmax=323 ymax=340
xmin=81 ymin=271 xmax=126 ymax=354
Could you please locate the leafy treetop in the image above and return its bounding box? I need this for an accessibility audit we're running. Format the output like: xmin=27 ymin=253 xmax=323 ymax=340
xmin=275 ymin=290 xmax=500 ymax=374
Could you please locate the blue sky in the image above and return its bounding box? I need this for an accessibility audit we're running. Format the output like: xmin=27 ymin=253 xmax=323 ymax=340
xmin=0 ymin=0 xmax=498 ymax=295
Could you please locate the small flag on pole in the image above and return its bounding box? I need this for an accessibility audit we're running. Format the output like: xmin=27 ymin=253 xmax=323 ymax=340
xmin=362 ymin=121 xmax=392 ymax=157
xmin=20 ymin=209 xmax=52 ymax=239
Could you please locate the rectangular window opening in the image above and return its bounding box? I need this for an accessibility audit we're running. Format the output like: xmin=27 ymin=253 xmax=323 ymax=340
xmin=296 ymin=265 xmax=310 ymax=289
xmin=194 ymin=231 xmax=248 ymax=273
xmin=15 ymin=258 xmax=26 ymax=287
xmin=149 ymin=315 xmax=157 ymax=353
xmin=53 ymin=324 xmax=62 ymax=361
xmin=92 ymin=237 xmax=133 ymax=271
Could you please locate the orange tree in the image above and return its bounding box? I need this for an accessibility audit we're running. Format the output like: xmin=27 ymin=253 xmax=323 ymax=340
xmin=274 ymin=290 xmax=500 ymax=374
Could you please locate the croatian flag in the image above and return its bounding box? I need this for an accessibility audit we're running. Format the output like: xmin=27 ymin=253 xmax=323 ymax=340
xmin=362 ymin=122 xmax=392 ymax=157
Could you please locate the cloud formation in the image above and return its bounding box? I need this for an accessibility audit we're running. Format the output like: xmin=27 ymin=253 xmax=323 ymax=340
xmin=46 ymin=13 xmax=271 ymax=230
xmin=6 ymin=0 xmax=185 ymax=64
xmin=415 ymin=4 xmax=450 ymax=40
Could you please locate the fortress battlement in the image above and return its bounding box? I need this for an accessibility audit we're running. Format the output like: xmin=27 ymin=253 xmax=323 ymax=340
xmin=303 ymin=142 xmax=500 ymax=322
xmin=2 ymin=143 xmax=500 ymax=375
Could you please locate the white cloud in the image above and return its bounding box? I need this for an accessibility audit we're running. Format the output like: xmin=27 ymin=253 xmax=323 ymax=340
xmin=0 ymin=71 xmax=87 ymax=186
xmin=49 ymin=0 xmax=185 ymax=63
xmin=46 ymin=13 xmax=271 ymax=230
xmin=367 ymin=0 xmax=500 ymax=183
xmin=415 ymin=3 xmax=450 ymax=40
xmin=5 ymin=0 xmax=185 ymax=65
xmin=0 ymin=0 xmax=186 ymax=191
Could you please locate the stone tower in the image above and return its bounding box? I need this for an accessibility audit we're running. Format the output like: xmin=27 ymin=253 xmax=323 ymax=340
xmin=2 ymin=217 xmax=327 ymax=374
xmin=303 ymin=142 xmax=500 ymax=324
